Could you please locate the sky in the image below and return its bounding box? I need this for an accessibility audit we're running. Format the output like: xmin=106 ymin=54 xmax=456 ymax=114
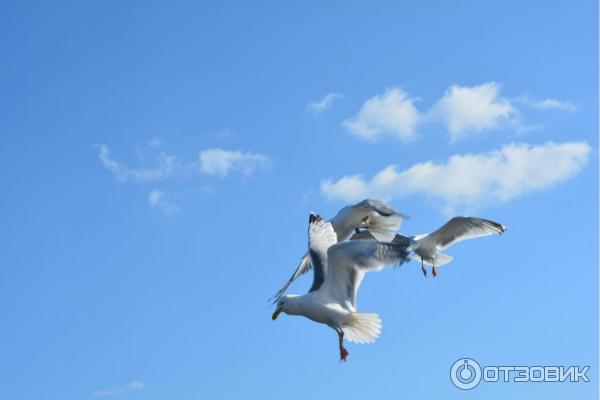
xmin=0 ymin=1 xmax=598 ymax=399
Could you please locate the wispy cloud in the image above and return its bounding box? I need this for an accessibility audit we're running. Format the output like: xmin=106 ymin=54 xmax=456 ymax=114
xmin=306 ymin=92 xmax=343 ymax=113
xmin=342 ymin=88 xmax=420 ymax=142
xmin=93 ymin=381 xmax=145 ymax=397
xmin=199 ymin=148 xmax=271 ymax=177
xmin=98 ymin=145 xmax=270 ymax=182
xmin=213 ymin=128 xmax=235 ymax=139
xmin=147 ymin=137 xmax=162 ymax=148
xmin=321 ymin=141 xmax=590 ymax=212
xmin=148 ymin=190 xmax=181 ymax=215
xmin=97 ymin=144 xmax=190 ymax=183
xmin=516 ymin=96 xmax=578 ymax=112
xmin=200 ymin=184 xmax=216 ymax=194
xmin=343 ymin=83 xmax=574 ymax=143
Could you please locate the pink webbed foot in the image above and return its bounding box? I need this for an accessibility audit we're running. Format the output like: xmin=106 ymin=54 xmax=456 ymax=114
xmin=432 ymin=266 xmax=437 ymax=277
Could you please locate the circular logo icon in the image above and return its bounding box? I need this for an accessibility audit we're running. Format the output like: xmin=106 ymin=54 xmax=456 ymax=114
xmin=450 ymin=358 xmax=482 ymax=390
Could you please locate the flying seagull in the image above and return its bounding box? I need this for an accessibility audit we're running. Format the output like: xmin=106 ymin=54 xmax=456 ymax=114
xmin=270 ymin=199 xmax=407 ymax=303
xmin=272 ymin=213 xmax=411 ymax=362
xmin=389 ymin=217 xmax=507 ymax=277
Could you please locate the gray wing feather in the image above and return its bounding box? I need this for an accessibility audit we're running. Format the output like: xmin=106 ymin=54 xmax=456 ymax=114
xmin=351 ymin=230 xmax=413 ymax=248
xmin=358 ymin=199 xmax=398 ymax=216
xmin=308 ymin=249 xmax=325 ymax=292
xmin=349 ymin=230 xmax=377 ymax=241
xmin=391 ymin=233 xmax=412 ymax=247
xmin=429 ymin=216 xmax=507 ymax=250
xmin=325 ymin=240 xmax=411 ymax=308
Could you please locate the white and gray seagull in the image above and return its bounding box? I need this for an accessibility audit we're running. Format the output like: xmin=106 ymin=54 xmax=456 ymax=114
xmin=388 ymin=217 xmax=507 ymax=277
xmin=270 ymin=199 xmax=407 ymax=303
xmin=271 ymin=212 xmax=411 ymax=362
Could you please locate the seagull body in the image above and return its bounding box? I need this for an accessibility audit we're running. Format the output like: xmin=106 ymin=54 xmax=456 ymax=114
xmin=270 ymin=199 xmax=407 ymax=302
xmin=272 ymin=213 xmax=411 ymax=361
xmin=350 ymin=216 xmax=506 ymax=276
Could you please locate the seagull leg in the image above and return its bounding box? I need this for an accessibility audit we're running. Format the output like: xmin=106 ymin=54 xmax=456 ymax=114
xmin=337 ymin=329 xmax=349 ymax=362
xmin=421 ymin=258 xmax=427 ymax=277
xmin=432 ymin=261 xmax=437 ymax=278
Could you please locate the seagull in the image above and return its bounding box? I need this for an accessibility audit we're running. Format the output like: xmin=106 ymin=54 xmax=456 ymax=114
xmin=271 ymin=213 xmax=411 ymax=362
xmin=389 ymin=217 xmax=507 ymax=277
xmin=269 ymin=199 xmax=407 ymax=303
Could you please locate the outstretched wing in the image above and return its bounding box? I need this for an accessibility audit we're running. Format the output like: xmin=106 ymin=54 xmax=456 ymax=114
xmin=269 ymin=254 xmax=312 ymax=303
xmin=428 ymin=217 xmax=507 ymax=250
xmin=270 ymin=213 xmax=337 ymax=302
xmin=320 ymin=240 xmax=411 ymax=310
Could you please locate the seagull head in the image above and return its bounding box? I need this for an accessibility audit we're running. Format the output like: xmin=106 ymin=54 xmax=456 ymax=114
xmin=271 ymin=294 xmax=300 ymax=320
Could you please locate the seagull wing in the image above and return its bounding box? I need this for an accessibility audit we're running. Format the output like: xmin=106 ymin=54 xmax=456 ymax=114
xmin=349 ymin=230 xmax=377 ymax=241
xmin=269 ymin=213 xmax=337 ymax=302
xmin=307 ymin=213 xmax=338 ymax=293
xmin=331 ymin=199 xmax=406 ymax=243
xmin=357 ymin=199 xmax=398 ymax=216
xmin=428 ymin=216 xmax=507 ymax=250
xmin=350 ymin=230 xmax=413 ymax=248
xmin=269 ymin=254 xmax=312 ymax=303
xmin=271 ymin=200 xmax=407 ymax=302
xmin=321 ymin=239 xmax=411 ymax=309
xmin=352 ymin=199 xmax=406 ymax=242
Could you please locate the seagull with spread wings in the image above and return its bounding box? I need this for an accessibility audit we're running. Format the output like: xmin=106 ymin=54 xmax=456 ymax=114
xmin=271 ymin=213 xmax=411 ymax=362
xmin=270 ymin=199 xmax=407 ymax=303
xmin=388 ymin=217 xmax=507 ymax=277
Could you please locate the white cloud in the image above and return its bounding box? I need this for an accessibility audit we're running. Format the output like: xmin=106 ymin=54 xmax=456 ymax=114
xmin=521 ymin=97 xmax=578 ymax=112
xmin=148 ymin=190 xmax=181 ymax=215
xmin=93 ymin=381 xmax=145 ymax=397
xmin=428 ymin=82 xmax=515 ymax=141
xmin=98 ymin=145 xmax=270 ymax=181
xmin=342 ymin=88 xmax=420 ymax=142
xmin=199 ymin=148 xmax=270 ymax=177
xmin=343 ymin=83 xmax=518 ymax=142
xmin=306 ymin=92 xmax=343 ymax=113
xmin=321 ymin=141 xmax=590 ymax=212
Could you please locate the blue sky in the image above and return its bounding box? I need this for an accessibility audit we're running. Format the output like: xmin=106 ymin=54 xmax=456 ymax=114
xmin=0 ymin=1 xmax=598 ymax=399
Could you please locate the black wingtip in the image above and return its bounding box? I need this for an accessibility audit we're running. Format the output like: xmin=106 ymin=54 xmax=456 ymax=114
xmin=309 ymin=212 xmax=321 ymax=224
xmin=491 ymin=221 xmax=507 ymax=234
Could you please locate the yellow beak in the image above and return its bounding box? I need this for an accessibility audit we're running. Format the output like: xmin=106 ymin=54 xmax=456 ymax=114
xmin=272 ymin=306 xmax=283 ymax=320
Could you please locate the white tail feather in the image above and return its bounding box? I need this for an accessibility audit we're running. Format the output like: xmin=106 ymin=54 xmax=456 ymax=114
xmin=434 ymin=252 xmax=454 ymax=266
xmin=343 ymin=313 xmax=382 ymax=344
